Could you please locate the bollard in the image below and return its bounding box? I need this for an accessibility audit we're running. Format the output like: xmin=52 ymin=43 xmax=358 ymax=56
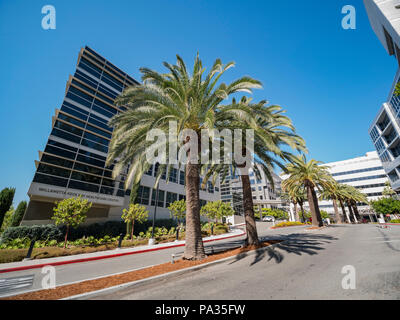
xmin=24 ymin=238 xmax=36 ymax=261
xmin=171 ymin=254 xmax=175 ymax=264
xmin=117 ymin=233 xmax=124 ymax=249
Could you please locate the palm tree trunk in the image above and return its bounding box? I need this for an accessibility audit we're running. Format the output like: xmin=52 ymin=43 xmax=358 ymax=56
xmin=352 ymin=202 xmax=361 ymax=222
xmin=339 ymin=199 xmax=350 ymax=223
xmin=183 ymin=161 xmax=206 ymax=260
xmin=299 ymin=202 xmax=306 ymax=223
xmin=332 ymin=198 xmax=342 ymax=224
xmin=241 ymin=174 xmax=260 ymax=246
xmin=294 ymin=202 xmax=300 ymax=222
xmin=306 ymin=184 xmax=323 ymax=227
xmin=347 ymin=203 xmax=355 ymax=223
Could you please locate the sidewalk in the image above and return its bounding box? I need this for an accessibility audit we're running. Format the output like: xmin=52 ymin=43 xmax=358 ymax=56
xmin=0 ymin=226 xmax=246 ymax=273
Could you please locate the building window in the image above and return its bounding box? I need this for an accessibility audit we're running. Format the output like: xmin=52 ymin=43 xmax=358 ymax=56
xmin=169 ymin=168 xmax=178 ymax=183
xmin=151 ymin=189 xmax=165 ymax=207
xmin=370 ymin=127 xmax=380 ymax=143
xmin=166 ymin=192 xmax=178 ymax=207
xmin=145 ymin=165 xmax=153 ymax=176
xmin=154 ymin=163 xmax=166 ymax=179
xmin=380 ymin=151 xmax=391 ymax=164
xmin=375 ymin=138 xmax=386 ymax=154
xmin=179 ymin=170 xmax=185 ymax=185
xmin=137 ymin=186 xmax=150 ymax=205
xmin=207 ymin=181 xmax=214 ymax=193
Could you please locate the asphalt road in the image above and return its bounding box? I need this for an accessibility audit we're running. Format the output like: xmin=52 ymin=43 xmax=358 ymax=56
xmin=0 ymin=222 xmax=279 ymax=297
xmin=87 ymin=224 xmax=400 ymax=300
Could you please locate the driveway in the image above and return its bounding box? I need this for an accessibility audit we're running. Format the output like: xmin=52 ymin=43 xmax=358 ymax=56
xmin=86 ymin=224 xmax=400 ymax=300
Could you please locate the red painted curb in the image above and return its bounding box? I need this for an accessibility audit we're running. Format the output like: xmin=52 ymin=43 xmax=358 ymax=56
xmin=383 ymin=223 xmax=400 ymax=226
xmin=0 ymin=230 xmax=245 ymax=274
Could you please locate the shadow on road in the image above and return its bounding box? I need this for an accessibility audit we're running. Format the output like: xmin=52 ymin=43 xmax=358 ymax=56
xmin=229 ymin=233 xmax=339 ymax=267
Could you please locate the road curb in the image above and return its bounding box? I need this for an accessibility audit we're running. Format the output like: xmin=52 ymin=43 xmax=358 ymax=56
xmin=0 ymin=230 xmax=246 ymax=274
xmin=62 ymin=241 xmax=283 ymax=300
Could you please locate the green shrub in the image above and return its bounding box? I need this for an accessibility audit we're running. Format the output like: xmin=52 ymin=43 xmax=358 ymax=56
xmin=0 ymin=224 xmax=63 ymax=244
xmin=389 ymin=219 xmax=400 ymax=223
xmin=0 ymin=219 xmax=178 ymax=245
xmin=273 ymin=221 xmax=304 ymax=228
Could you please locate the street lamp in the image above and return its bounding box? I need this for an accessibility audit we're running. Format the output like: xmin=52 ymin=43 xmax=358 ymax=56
xmin=148 ymin=183 xmax=159 ymax=246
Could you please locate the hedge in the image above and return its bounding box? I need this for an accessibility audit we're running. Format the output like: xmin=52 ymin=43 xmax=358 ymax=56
xmin=0 ymin=224 xmax=63 ymax=244
xmin=0 ymin=219 xmax=178 ymax=244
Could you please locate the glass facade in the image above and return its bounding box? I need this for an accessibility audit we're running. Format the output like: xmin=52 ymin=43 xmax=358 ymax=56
xmin=32 ymin=46 xmax=138 ymax=198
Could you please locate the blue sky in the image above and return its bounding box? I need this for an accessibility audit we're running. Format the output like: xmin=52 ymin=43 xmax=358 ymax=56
xmin=0 ymin=0 xmax=397 ymax=205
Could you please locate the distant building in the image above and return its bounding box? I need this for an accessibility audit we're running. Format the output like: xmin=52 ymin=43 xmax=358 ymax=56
xmin=314 ymin=152 xmax=388 ymax=220
xmin=220 ymin=164 xmax=287 ymax=218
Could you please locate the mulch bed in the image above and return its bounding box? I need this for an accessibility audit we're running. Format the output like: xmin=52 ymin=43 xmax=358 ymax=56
xmin=2 ymin=240 xmax=280 ymax=300
xmin=305 ymin=226 xmax=326 ymax=230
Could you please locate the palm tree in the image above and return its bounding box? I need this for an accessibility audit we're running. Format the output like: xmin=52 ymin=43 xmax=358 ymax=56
xmin=282 ymin=155 xmax=332 ymax=227
xmin=107 ymin=54 xmax=262 ymax=260
xmin=342 ymin=185 xmax=367 ymax=223
xmin=319 ymin=180 xmax=343 ymax=224
xmin=281 ymin=184 xmax=307 ymax=222
xmin=382 ymin=181 xmax=396 ymax=198
xmin=336 ymin=183 xmax=351 ymax=223
xmin=205 ymin=98 xmax=306 ymax=245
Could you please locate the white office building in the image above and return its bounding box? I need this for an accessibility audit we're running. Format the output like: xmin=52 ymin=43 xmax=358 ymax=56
xmin=365 ymin=0 xmax=400 ymax=190
xmin=315 ymin=152 xmax=388 ymax=219
xmin=220 ymin=164 xmax=287 ymax=219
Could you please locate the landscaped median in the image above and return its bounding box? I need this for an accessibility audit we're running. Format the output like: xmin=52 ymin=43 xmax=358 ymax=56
xmin=1 ymin=240 xmax=281 ymax=300
xmin=0 ymin=223 xmax=230 ymax=264
xmin=0 ymin=226 xmax=246 ymax=275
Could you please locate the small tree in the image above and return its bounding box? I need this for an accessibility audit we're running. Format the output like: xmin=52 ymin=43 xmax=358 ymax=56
xmin=319 ymin=210 xmax=330 ymax=219
xmin=168 ymin=199 xmax=186 ymax=228
xmin=122 ymin=203 xmax=149 ymax=241
xmin=0 ymin=206 xmax=14 ymax=233
xmin=52 ymin=197 xmax=92 ymax=248
xmin=0 ymin=187 xmax=16 ymax=231
xmin=200 ymin=201 xmax=234 ymax=223
xmin=10 ymin=201 xmax=27 ymax=227
xmin=370 ymin=197 xmax=400 ymax=217
xmin=265 ymin=208 xmax=289 ymax=221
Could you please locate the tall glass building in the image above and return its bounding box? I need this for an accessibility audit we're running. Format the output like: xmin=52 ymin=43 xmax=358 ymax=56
xmin=23 ymin=46 xmax=220 ymax=225
xmin=365 ymin=0 xmax=400 ymax=191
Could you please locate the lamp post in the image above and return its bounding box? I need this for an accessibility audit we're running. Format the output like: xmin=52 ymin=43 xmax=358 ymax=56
xmin=148 ymin=184 xmax=159 ymax=246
